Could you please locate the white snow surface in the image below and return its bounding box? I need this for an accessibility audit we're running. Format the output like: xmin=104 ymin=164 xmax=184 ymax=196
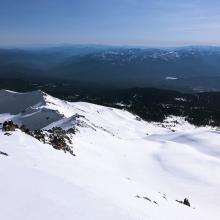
xmin=0 ymin=90 xmax=220 ymax=220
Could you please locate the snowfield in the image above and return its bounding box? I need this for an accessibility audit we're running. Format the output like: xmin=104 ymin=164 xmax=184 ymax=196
xmin=0 ymin=90 xmax=220 ymax=220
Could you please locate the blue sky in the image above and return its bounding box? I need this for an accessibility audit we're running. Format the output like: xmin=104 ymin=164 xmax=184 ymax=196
xmin=0 ymin=0 xmax=220 ymax=46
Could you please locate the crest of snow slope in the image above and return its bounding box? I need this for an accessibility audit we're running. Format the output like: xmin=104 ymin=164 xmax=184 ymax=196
xmin=0 ymin=90 xmax=46 ymax=114
xmin=0 ymin=90 xmax=220 ymax=220
xmin=0 ymin=89 xmax=68 ymax=129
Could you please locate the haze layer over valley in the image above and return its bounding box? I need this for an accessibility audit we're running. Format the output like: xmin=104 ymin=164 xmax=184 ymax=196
xmin=1 ymin=45 xmax=220 ymax=92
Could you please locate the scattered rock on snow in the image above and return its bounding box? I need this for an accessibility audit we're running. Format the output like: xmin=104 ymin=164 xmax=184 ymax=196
xmin=143 ymin=197 xmax=152 ymax=202
xmin=4 ymin=132 xmax=12 ymax=136
xmin=176 ymin=198 xmax=191 ymax=207
xmin=0 ymin=151 xmax=8 ymax=156
xmin=1 ymin=121 xmax=76 ymax=156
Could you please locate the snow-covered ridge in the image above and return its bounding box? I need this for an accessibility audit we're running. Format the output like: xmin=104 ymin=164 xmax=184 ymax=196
xmin=0 ymin=89 xmax=164 ymax=135
xmin=0 ymin=89 xmax=63 ymax=129
xmin=0 ymin=89 xmax=46 ymax=114
xmin=91 ymin=47 xmax=220 ymax=63
xmin=0 ymin=90 xmax=220 ymax=220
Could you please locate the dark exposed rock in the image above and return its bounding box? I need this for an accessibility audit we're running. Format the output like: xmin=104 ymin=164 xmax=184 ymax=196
xmin=67 ymin=127 xmax=76 ymax=134
xmin=31 ymin=127 xmax=75 ymax=155
xmin=20 ymin=125 xmax=30 ymax=135
xmin=135 ymin=116 xmax=141 ymax=121
xmin=176 ymin=198 xmax=191 ymax=207
xmin=162 ymin=194 xmax=167 ymax=200
xmin=143 ymin=197 xmax=152 ymax=202
xmin=75 ymin=113 xmax=85 ymax=118
xmin=32 ymin=130 xmax=46 ymax=143
xmin=2 ymin=121 xmax=18 ymax=131
xmin=183 ymin=198 xmax=191 ymax=207
xmin=136 ymin=195 xmax=158 ymax=205
xmin=4 ymin=132 xmax=12 ymax=136
xmin=0 ymin=151 xmax=8 ymax=156
xmin=50 ymin=136 xmax=65 ymax=149
xmin=48 ymin=127 xmax=75 ymax=156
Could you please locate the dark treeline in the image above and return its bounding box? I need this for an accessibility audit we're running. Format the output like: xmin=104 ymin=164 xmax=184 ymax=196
xmin=1 ymin=78 xmax=220 ymax=127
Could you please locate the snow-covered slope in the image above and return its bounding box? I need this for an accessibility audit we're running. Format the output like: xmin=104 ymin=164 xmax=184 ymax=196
xmin=0 ymin=90 xmax=220 ymax=220
xmin=0 ymin=89 xmax=46 ymax=114
xmin=0 ymin=89 xmax=67 ymax=129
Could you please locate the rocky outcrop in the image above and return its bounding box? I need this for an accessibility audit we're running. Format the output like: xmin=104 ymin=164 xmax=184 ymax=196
xmin=2 ymin=121 xmax=18 ymax=131
xmin=1 ymin=121 xmax=75 ymax=156
xmin=47 ymin=127 xmax=75 ymax=156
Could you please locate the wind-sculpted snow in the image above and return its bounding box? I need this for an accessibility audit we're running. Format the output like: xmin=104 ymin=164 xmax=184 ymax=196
xmin=12 ymin=108 xmax=63 ymax=130
xmin=0 ymin=90 xmax=46 ymax=114
xmin=0 ymin=90 xmax=220 ymax=220
xmin=0 ymin=89 xmax=66 ymax=129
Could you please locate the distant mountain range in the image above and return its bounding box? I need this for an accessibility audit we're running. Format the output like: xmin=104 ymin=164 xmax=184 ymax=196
xmin=1 ymin=45 xmax=220 ymax=91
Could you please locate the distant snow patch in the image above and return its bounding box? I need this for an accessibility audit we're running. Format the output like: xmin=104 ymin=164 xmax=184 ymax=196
xmin=175 ymin=97 xmax=187 ymax=102
xmin=165 ymin=77 xmax=178 ymax=80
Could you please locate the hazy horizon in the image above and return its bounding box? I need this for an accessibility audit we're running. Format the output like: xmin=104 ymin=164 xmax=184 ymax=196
xmin=2 ymin=43 xmax=220 ymax=50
